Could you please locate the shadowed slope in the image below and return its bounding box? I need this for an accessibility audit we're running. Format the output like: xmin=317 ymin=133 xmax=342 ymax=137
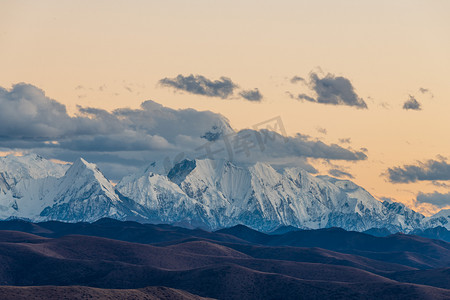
xmin=389 ymin=268 xmax=450 ymax=289
xmin=0 ymin=286 xmax=212 ymax=300
xmin=1 ymin=220 xmax=450 ymax=299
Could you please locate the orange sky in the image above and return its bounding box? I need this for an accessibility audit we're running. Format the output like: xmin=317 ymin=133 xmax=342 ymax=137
xmin=1 ymin=0 xmax=449 ymax=215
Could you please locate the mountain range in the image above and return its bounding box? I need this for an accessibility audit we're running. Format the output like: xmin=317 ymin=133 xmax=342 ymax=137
xmin=1 ymin=153 xmax=449 ymax=233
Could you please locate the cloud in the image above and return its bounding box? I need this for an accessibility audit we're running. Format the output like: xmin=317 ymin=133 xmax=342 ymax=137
xmin=339 ymin=138 xmax=351 ymax=144
xmin=285 ymin=91 xmax=295 ymax=99
xmin=290 ymin=76 xmax=305 ymax=84
xmin=297 ymin=93 xmax=316 ymax=102
xmin=239 ymin=88 xmax=263 ymax=101
xmin=0 ymin=83 xmax=368 ymax=180
xmin=160 ymin=74 xmax=262 ymax=102
xmin=159 ymin=74 xmax=237 ymax=99
xmin=234 ymin=129 xmax=367 ymax=161
xmin=294 ymin=73 xmax=367 ymax=109
xmin=416 ymin=191 xmax=450 ymax=208
xmin=419 ymin=87 xmax=434 ymax=98
xmin=403 ymin=95 xmax=421 ymax=110
xmin=431 ymin=181 xmax=450 ymax=188
xmin=328 ymin=168 xmax=354 ymax=179
xmin=316 ymin=127 xmax=327 ymax=135
xmin=386 ymin=158 xmax=450 ymax=183
xmin=0 ymin=83 xmax=78 ymax=139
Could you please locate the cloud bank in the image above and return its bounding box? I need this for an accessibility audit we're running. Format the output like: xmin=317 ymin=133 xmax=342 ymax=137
xmin=0 ymin=83 xmax=367 ymax=180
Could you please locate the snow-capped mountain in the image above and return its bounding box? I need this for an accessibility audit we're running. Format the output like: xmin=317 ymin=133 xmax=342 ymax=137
xmin=117 ymin=158 xmax=424 ymax=232
xmin=116 ymin=161 xmax=213 ymax=227
xmin=0 ymin=156 xmax=141 ymax=222
xmin=0 ymin=154 xmax=444 ymax=232
xmin=422 ymin=209 xmax=450 ymax=230
xmin=0 ymin=154 xmax=68 ymax=195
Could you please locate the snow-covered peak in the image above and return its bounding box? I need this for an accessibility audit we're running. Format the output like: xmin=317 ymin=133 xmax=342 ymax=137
xmin=0 ymin=155 xmax=138 ymax=222
xmin=423 ymin=209 xmax=450 ymax=230
xmin=318 ymin=176 xmax=359 ymax=191
xmin=66 ymin=157 xmax=98 ymax=174
xmin=0 ymin=153 xmax=69 ymax=180
xmin=62 ymin=158 xmax=117 ymax=201
xmin=0 ymin=154 xmax=69 ymax=195
xmin=250 ymin=162 xmax=282 ymax=184
xmin=167 ymin=158 xmax=238 ymax=186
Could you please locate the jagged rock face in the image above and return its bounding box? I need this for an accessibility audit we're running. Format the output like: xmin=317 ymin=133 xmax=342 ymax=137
xmin=0 ymin=154 xmax=436 ymax=232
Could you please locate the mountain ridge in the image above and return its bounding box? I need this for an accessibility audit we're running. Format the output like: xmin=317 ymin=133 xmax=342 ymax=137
xmin=0 ymin=154 xmax=448 ymax=233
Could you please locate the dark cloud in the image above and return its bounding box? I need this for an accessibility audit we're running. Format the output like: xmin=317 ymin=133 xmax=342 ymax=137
xmin=416 ymin=191 xmax=450 ymax=208
xmin=403 ymin=95 xmax=421 ymax=110
xmin=290 ymin=76 xmax=305 ymax=84
xmin=386 ymin=158 xmax=450 ymax=183
xmin=159 ymin=74 xmax=237 ymax=99
xmin=328 ymin=168 xmax=354 ymax=179
xmin=296 ymin=73 xmax=367 ymax=109
xmin=0 ymin=83 xmax=81 ymax=139
xmin=339 ymin=138 xmax=351 ymax=144
xmin=0 ymin=83 xmax=368 ymax=180
xmin=239 ymin=88 xmax=263 ymax=102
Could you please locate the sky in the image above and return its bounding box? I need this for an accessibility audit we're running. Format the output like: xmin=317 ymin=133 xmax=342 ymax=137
xmin=1 ymin=0 xmax=450 ymax=215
